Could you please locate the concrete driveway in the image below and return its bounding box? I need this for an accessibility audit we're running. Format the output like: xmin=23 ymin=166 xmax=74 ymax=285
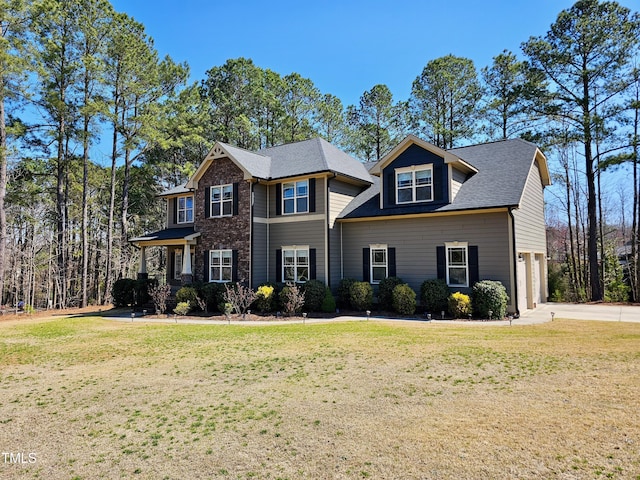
xmin=518 ymin=302 xmax=640 ymax=325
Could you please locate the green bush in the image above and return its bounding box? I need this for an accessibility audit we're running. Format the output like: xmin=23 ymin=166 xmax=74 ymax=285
xmin=303 ymin=279 xmax=326 ymax=312
xmin=377 ymin=277 xmax=405 ymax=311
xmin=472 ymin=280 xmax=508 ymax=319
xmin=337 ymin=278 xmax=356 ymax=309
xmin=448 ymin=292 xmax=471 ymax=318
xmin=173 ymin=301 xmax=191 ymax=316
xmin=420 ymin=279 xmax=449 ymax=314
xmin=392 ymin=284 xmax=416 ymax=315
xmin=176 ymin=286 xmax=198 ymax=307
xmin=349 ymin=281 xmax=373 ymax=311
xmin=321 ymin=288 xmax=337 ymax=313
xmin=112 ymin=278 xmax=137 ymax=307
xmin=197 ymin=282 xmax=228 ymax=312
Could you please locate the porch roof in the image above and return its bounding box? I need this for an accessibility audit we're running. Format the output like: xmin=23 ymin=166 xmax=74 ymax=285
xmin=129 ymin=227 xmax=200 ymax=246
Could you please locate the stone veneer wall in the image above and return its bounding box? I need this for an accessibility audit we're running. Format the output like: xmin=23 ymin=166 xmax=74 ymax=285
xmin=194 ymin=157 xmax=251 ymax=283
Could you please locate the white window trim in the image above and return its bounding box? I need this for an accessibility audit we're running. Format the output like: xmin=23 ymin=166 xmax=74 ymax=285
xmin=395 ymin=164 xmax=433 ymax=204
xmin=282 ymin=179 xmax=309 ymax=215
xmin=445 ymin=242 xmax=469 ymax=288
xmin=209 ymin=249 xmax=233 ymax=283
xmin=370 ymin=244 xmax=388 ymax=285
xmin=282 ymin=245 xmax=310 ymax=283
xmin=210 ymin=184 xmax=233 ymax=218
xmin=176 ymin=195 xmax=194 ymax=224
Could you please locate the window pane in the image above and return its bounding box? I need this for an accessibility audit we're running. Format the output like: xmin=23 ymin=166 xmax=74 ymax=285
xmin=296 ymin=197 xmax=308 ymax=212
xmin=212 ymin=267 xmax=221 ymax=281
xmin=283 ymin=183 xmax=295 ymax=198
xmin=222 ymin=201 xmax=232 ymax=215
xmin=185 ymin=197 xmax=193 ymax=209
xmin=178 ymin=197 xmax=185 ymax=209
xmin=185 ymin=210 xmax=193 ymax=222
xmin=296 ymin=250 xmax=309 ymax=265
xmin=222 ymin=251 xmax=232 ymax=265
xmin=449 ymin=267 xmax=467 ymax=286
xmin=397 ymin=188 xmax=412 ymax=203
xmin=284 ymin=198 xmax=294 ymax=214
xmin=372 ymin=249 xmax=386 ymax=265
xmin=211 ymin=187 xmax=221 ymax=201
xmin=416 ymin=186 xmax=432 ymax=201
xmin=372 ymin=266 xmax=386 ymax=282
xmin=178 ymin=211 xmax=185 ymax=223
xmin=211 ymin=252 xmax=220 ymax=265
xmin=223 ymin=185 xmax=233 ymax=200
xmin=397 ymin=172 xmax=412 ymax=187
xmin=212 ymin=203 xmax=221 ymax=217
xmin=221 ymin=267 xmax=232 ymax=281
xmin=283 ymin=250 xmax=295 ymax=265
xmin=449 ymin=248 xmax=466 ymax=265
xmin=297 ymin=267 xmax=308 ymax=282
xmin=415 ymin=169 xmax=431 ymax=185
xmin=296 ymin=181 xmax=308 ymax=196
xmin=284 ymin=267 xmax=295 ymax=281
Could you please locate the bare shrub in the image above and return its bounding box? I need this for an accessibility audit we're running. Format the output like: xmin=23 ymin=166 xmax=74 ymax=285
xmin=149 ymin=284 xmax=172 ymax=314
xmin=280 ymin=282 xmax=305 ymax=316
xmin=223 ymin=282 xmax=257 ymax=316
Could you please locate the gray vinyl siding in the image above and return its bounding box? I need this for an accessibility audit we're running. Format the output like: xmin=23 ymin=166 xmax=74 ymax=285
xmin=341 ymin=211 xmax=512 ymax=299
xmin=451 ymin=167 xmax=466 ymax=201
xmin=269 ymin=219 xmax=326 ymax=284
xmin=167 ymin=195 xmax=194 ymax=228
xmin=513 ymin=161 xmax=546 ymax=253
xmin=329 ymin=180 xmax=363 ymax=227
xmin=268 ymin=176 xmax=326 ymax=217
xmin=253 ymin=183 xmax=268 ymax=219
xmin=252 ymin=222 xmax=268 ymax=287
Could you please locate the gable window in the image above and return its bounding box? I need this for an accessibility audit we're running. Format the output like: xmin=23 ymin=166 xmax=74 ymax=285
xmin=177 ymin=195 xmax=194 ymax=223
xmin=282 ymin=246 xmax=309 ymax=282
xmin=210 ymin=249 xmax=233 ymax=282
xmin=396 ymin=165 xmax=433 ymax=203
xmin=210 ymin=184 xmax=233 ymax=217
xmin=446 ymin=242 xmax=468 ymax=287
xmin=282 ymin=180 xmax=308 ymax=214
xmin=370 ymin=245 xmax=388 ymax=284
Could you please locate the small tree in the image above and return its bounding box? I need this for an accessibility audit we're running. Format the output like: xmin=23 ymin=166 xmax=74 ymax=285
xmin=223 ymin=282 xmax=257 ymax=316
xmin=280 ymin=282 xmax=305 ymax=316
xmin=149 ymin=284 xmax=171 ymax=314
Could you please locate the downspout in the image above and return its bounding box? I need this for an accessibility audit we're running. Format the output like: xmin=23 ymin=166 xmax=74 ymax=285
xmin=509 ymin=207 xmax=520 ymax=318
xmin=326 ymin=174 xmax=336 ymax=288
xmin=249 ymin=180 xmax=253 ymax=287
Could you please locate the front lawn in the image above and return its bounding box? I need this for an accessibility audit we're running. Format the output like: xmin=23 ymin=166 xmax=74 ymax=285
xmin=1 ymin=316 xmax=639 ymax=479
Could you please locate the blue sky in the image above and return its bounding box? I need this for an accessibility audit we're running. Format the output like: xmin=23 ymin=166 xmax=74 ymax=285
xmin=110 ymin=0 xmax=638 ymax=107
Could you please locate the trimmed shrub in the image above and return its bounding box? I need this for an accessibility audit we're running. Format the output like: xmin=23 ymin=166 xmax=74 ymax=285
xmin=197 ymin=282 xmax=228 ymax=312
xmin=337 ymin=278 xmax=356 ymax=309
xmin=176 ymin=286 xmax=198 ymax=308
xmin=112 ymin=278 xmax=136 ymax=307
xmin=321 ymin=288 xmax=337 ymax=313
xmin=448 ymin=292 xmax=471 ymax=318
xmin=303 ymin=279 xmax=326 ymax=312
xmin=392 ymin=284 xmax=416 ymax=315
xmin=255 ymin=284 xmax=276 ymax=313
xmin=377 ymin=277 xmax=405 ymax=311
xmin=349 ymin=281 xmax=373 ymax=311
xmin=472 ymin=280 xmax=508 ymax=319
xmin=174 ymin=301 xmax=191 ymax=316
xmin=420 ymin=279 xmax=449 ymax=314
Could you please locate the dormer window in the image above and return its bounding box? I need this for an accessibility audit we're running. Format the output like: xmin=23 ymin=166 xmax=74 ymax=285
xmin=396 ymin=165 xmax=433 ymax=203
xmin=282 ymin=180 xmax=308 ymax=214
xmin=177 ymin=195 xmax=194 ymax=223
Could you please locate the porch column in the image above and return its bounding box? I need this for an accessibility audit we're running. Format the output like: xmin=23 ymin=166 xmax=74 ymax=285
xmin=137 ymin=246 xmax=148 ymax=280
xmin=181 ymin=243 xmax=193 ymax=285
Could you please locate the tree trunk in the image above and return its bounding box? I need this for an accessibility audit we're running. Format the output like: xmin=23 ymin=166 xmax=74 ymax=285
xmin=0 ymin=95 xmax=7 ymax=305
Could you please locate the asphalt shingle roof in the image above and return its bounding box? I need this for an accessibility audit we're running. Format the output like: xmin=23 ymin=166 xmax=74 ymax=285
xmin=340 ymin=138 xmax=540 ymax=219
xmin=129 ymin=227 xmax=196 ymax=243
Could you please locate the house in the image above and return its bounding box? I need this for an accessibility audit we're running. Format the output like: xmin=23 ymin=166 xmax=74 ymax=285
xmin=130 ymin=135 xmax=550 ymax=314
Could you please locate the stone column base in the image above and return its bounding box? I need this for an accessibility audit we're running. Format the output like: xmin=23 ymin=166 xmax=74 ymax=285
xmin=181 ymin=273 xmax=193 ymax=285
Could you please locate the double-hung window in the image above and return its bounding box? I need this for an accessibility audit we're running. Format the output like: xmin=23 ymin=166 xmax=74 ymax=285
xmin=210 ymin=250 xmax=233 ymax=282
xmin=446 ymin=242 xmax=468 ymax=287
xmin=370 ymin=245 xmax=388 ymax=284
xmin=282 ymin=180 xmax=308 ymax=214
xmin=396 ymin=165 xmax=433 ymax=203
xmin=210 ymin=184 xmax=233 ymax=217
xmin=177 ymin=195 xmax=194 ymax=223
xmin=282 ymin=246 xmax=309 ymax=282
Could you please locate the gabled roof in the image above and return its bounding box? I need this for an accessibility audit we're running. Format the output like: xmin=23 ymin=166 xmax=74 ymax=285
xmin=260 ymin=137 xmax=371 ymax=183
xmin=157 ymin=183 xmax=192 ymax=197
xmin=129 ymin=227 xmax=200 ymax=244
xmin=339 ymin=138 xmax=550 ymax=219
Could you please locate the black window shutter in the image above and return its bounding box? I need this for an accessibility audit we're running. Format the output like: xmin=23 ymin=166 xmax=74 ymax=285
xmin=436 ymin=246 xmax=446 ymax=280
xmin=232 ymin=182 xmax=239 ymax=216
xmin=363 ymin=247 xmax=370 ymax=282
xmin=386 ymin=172 xmax=395 ymax=206
xmin=309 ymin=248 xmax=316 ymax=280
xmin=434 ymin=164 xmax=444 ymax=202
xmin=203 ymin=251 xmax=209 ymax=282
xmin=232 ymin=250 xmax=239 ymax=282
xmin=275 ymin=249 xmax=282 ymax=282
xmin=205 ymin=187 xmax=210 ymax=218
xmin=309 ymin=178 xmax=316 ymax=212
xmin=469 ymin=246 xmax=479 ymax=286
xmin=173 ymin=198 xmax=178 ymax=224
xmin=170 ymin=252 xmax=176 ymax=279
xmin=388 ymin=247 xmax=396 ymax=278
xmin=275 ymin=184 xmax=282 ymax=216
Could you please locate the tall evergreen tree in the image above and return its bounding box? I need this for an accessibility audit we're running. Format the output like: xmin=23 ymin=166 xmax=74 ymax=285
xmin=522 ymin=0 xmax=640 ymax=301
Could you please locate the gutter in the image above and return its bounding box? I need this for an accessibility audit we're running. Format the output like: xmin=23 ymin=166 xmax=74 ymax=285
xmin=509 ymin=206 xmax=520 ymax=318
